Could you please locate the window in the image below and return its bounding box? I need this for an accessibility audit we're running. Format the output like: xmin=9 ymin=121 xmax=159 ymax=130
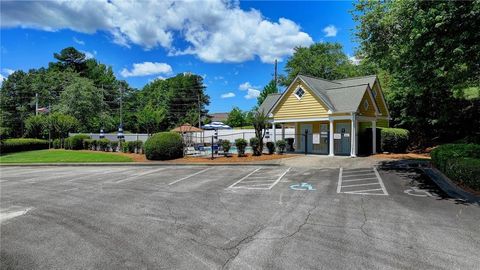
xmin=294 ymin=87 xmax=305 ymax=99
xmin=364 ymin=99 xmax=369 ymax=110
xmin=372 ymin=88 xmax=377 ymax=98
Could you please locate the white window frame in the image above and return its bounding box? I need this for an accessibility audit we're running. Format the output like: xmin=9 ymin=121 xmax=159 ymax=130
xmin=363 ymin=99 xmax=369 ymax=110
xmin=294 ymin=87 xmax=305 ymax=100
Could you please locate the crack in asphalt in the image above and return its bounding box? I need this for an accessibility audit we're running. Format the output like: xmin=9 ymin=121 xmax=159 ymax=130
xmin=221 ymin=226 xmax=265 ymax=269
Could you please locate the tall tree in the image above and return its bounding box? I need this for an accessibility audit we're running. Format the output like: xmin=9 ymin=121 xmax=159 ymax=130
xmin=353 ymin=0 xmax=480 ymax=145
xmin=257 ymin=80 xmax=278 ymax=106
xmin=281 ymin=42 xmax=360 ymax=86
xmin=226 ymin=107 xmax=246 ymax=127
xmin=136 ymin=104 xmax=166 ymax=134
xmin=51 ymin=47 xmax=87 ymax=73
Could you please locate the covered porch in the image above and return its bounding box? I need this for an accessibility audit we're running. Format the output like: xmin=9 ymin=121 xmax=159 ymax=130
xmin=272 ymin=115 xmax=379 ymax=157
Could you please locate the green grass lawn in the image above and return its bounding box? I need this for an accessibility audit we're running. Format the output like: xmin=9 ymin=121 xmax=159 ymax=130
xmin=0 ymin=149 xmax=133 ymax=163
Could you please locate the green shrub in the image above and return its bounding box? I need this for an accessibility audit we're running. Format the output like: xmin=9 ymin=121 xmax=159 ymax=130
xmin=52 ymin=138 xmax=62 ymax=149
xmin=221 ymin=140 xmax=231 ymax=156
xmin=63 ymin=137 xmax=72 ymax=150
xmin=134 ymin=140 xmax=143 ymax=153
xmin=121 ymin=141 xmax=129 ymax=153
xmin=68 ymin=134 xmax=90 ymax=150
xmin=431 ymin=144 xmax=480 ymax=191
xmin=110 ymin=141 xmax=119 ymax=152
xmin=144 ymin=132 xmax=183 ymax=160
xmin=1 ymin=138 xmax=49 ymax=154
xmin=91 ymin=139 xmax=98 ymax=150
xmin=83 ymin=139 xmax=94 ymax=150
xmin=430 ymin=144 xmax=480 ymax=171
xmin=380 ymin=128 xmax=409 ymax=153
xmin=97 ymin=138 xmax=110 ymax=151
xmin=250 ymin=137 xmax=261 ymax=156
xmin=235 ymin=138 xmax=247 ymax=157
xmin=446 ymin=158 xmax=480 ymax=191
xmin=276 ymin=140 xmax=287 ymax=154
xmin=266 ymin=141 xmax=275 ymax=154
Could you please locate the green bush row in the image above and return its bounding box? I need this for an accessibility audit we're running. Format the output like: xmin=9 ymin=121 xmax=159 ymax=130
xmin=380 ymin=128 xmax=410 ymax=153
xmin=1 ymin=138 xmax=49 ymax=154
xmin=144 ymin=132 xmax=183 ymax=160
xmin=431 ymin=144 xmax=480 ymax=191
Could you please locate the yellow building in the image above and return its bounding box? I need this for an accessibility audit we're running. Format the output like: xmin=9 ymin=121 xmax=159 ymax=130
xmin=258 ymin=74 xmax=390 ymax=156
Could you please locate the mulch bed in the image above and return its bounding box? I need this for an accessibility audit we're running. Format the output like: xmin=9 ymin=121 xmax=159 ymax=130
xmin=372 ymin=153 xmax=431 ymax=160
xmin=78 ymin=150 xmax=294 ymax=163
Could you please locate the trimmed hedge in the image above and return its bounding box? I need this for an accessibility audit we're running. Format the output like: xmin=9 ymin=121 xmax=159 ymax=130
xmin=97 ymin=139 xmax=110 ymax=151
xmin=266 ymin=142 xmax=275 ymax=154
xmin=69 ymin=134 xmax=90 ymax=150
xmin=53 ymin=139 xmax=62 ymax=149
xmin=249 ymin=137 xmax=261 ymax=156
xmin=431 ymin=144 xmax=480 ymax=191
xmin=276 ymin=139 xmax=287 ymax=154
xmin=1 ymin=138 xmax=49 ymax=154
xmin=235 ymin=138 xmax=247 ymax=157
xmin=380 ymin=128 xmax=409 ymax=153
xmin=144 ymin=132 xmax=183 ymax=160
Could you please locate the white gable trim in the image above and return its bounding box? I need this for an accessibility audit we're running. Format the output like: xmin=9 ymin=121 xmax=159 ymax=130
xmin=371 ymin=78 xmax=390 ymax=117
xmin=269 ymin=75 xmax=335 ymax=114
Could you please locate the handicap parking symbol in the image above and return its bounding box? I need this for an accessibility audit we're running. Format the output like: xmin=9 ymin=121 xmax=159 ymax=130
xmin=290 ymin=182 xmax=315 ymax=191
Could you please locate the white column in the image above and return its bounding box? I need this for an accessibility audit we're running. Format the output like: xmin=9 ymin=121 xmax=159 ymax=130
xmin=328 ymin=119 xmax=334 ymax=156
xmin=281 ymin=124 xmax=285 ymax=140
xmin=372 ymin=120 xmax=377 ymax=154
xmin=350 ymin=115 xmax=356 ymax=157
xmin=355 ymin=120 xmax=359 ymax=155
xmin=272 ymin=122 xmax=277 ymax=143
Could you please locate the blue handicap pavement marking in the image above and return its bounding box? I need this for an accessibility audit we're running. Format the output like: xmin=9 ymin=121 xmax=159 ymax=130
xmin=290 ymin=182 xmax=315 ymax=191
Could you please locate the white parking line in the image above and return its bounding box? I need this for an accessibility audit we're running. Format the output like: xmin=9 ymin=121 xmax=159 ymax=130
xmin=227 ymin=168 xmax=262 ymax=189
xmin=338 ymin=167 xmax=388 ymax=196
xmin=373 ymin=166 xmax=389 ymax=195
xmin=336 ymin=167 xmax=343 ymax=193
xmin=227 ymin=167 xmax=290 ymax=190
xmin=342 ymin=178 xmax=378 ymax=182
xmin=168 ymin=167 xmax=211 ymax=186
xmin=268 ymin=167 xmax=291 ymax=189
xmin=341 ymin=182 xmax=379 ymax=188
xmin=115 ymin=168 xmax=167 ymax=184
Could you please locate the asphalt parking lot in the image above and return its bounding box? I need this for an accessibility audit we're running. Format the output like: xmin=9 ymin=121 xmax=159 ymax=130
xmin=1 ymin=165 xmax=479 ymax=269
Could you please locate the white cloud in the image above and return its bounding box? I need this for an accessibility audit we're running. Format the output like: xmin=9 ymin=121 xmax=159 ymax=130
xmin=2 ymin=68 xmax=15 ymax=75
xmin=221 ymin=92 xmax=235 ymax=99
xmin=120 ymin=62 xmax=172 ymax=77
xmin=348 ymin=55 xmax=360 ymax=66
xmin=239 ymin=82 xmax=260 ymax=91
xmin=214 ymin=76 xmax=224 ymax=80
xmin=81 ymin=50 xmax=96 ymax=59
xmin=73 ymin=36 xmax=85 ymax=45
xmin=323 ymin=25 xmax=338 ymax=37
xmin=1 ymin=0 xmax=313 ymax=63
xmin=0 ymin=73 xmax=5 ymax=85
xmin=245 ymin=88 xmax=260 ymax=99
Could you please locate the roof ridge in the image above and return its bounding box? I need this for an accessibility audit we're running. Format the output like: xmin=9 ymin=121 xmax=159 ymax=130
xmin=325 ymin=83 xmax=369 ymax=90
xmin=333 ymin=74 xmax=377 ymax=81
xmin=298 ymin=74 xmax=341 ymax=84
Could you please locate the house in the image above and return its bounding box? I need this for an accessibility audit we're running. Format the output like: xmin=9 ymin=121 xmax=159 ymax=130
xmin=258 ymin=74 xmax=390 ymax=157
xmin=208 ymin=112 xmax=229 ymax=123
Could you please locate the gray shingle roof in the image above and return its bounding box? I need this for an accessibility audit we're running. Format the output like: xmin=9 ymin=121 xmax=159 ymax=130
xmin=258 ymin=93 xmax=282 ymax=115
xmin=258 ymin=74 xmax=378 ymax=115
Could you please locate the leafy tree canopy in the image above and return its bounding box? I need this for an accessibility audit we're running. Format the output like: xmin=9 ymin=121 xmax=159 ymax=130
xmin=257 ymin=80 xmax=278 ymax=106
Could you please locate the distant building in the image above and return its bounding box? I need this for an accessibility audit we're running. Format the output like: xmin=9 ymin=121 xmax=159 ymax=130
xmin=209 ymin=112 xmax=229 ymax=122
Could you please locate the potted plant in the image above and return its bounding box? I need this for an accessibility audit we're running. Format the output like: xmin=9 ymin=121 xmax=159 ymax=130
xmin=221 ymin=140 xmax=231 ymax=157
xmin=276 ymin=139 xmax=287 ymax=154
xmin=266 ymin=141 xmax=275 ymax=155
xmin=235 ymin=138 xmax=248 ymax=157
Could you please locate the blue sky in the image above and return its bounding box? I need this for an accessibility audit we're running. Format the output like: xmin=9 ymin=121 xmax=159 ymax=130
xmin=0 ymin=0 xmax=358 ymax=113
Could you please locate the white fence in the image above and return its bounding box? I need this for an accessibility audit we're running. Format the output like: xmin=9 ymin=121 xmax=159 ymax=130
xmin=70 ymin=128 xmax=297 ymax=144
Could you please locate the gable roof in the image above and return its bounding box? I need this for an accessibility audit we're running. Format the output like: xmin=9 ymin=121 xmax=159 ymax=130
xmin=258 ymin=93 xmax=282 ymax=115
xmin=259 ymin=74 xmax=381 ymax=115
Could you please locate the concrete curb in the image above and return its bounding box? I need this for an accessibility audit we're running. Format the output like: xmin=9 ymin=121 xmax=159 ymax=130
xmin=0 ymin=162 xmax=281 ymax=167
xmin=422 ymin=167 xmax=480 ymax=204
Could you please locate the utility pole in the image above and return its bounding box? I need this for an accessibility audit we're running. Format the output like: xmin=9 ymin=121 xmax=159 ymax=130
xmin=35 ymin=93 xmax=39 ymax=116
xmin=274 ymin=59 xmax=278 ymax=90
